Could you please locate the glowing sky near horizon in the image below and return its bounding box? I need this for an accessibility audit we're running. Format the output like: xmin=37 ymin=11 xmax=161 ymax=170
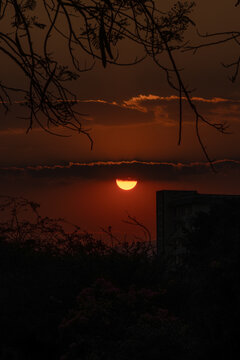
xmin=0 ymin=0 xmax=240 ymax=239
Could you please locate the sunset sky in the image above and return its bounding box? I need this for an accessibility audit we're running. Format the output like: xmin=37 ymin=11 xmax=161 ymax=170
xmin=1 ymin=0 xmax=240 ymax=240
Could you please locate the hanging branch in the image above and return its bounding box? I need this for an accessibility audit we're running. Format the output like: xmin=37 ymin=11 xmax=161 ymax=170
xmin=0 ymin=1 xmax=231 ymax=164
xmin=185 ymin=1 xmax=240 ymax=86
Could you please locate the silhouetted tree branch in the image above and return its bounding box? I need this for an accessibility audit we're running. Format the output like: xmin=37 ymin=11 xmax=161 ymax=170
xmin=123 ymin=213 xmax=152 ymax=243
xmin=0 ymin=1 xmax=232 ymax=165
xmin=0 ymin=195 xmax=155 ymax=256
xmin=185 ymin=1 xmax=240 ymax=85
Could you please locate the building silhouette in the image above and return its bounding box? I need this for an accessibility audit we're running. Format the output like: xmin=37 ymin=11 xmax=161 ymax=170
xmin=156 ymin=190 xmax=240 ymax=265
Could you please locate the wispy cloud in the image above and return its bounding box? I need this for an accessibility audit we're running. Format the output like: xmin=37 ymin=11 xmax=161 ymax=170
xmin=80 ymin=94 xmax=240 ymax=127
xmin=122 ymin=94 xmax=236 ymax=112
xmin=1 ymin=159 xmax=240 ymax=181
xmin=76 ymin=94 xmax=240 ymax=128
xmin=1 ymin=94 xmax=240 ymax=132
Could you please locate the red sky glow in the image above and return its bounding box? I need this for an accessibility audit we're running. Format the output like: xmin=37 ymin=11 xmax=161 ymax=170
xmin=1 ymin=0 xmax=240 ymax=241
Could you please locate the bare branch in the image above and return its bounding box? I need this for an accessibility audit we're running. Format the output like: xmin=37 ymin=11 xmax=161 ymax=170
xmin=0 ymin=1 xmax=232 ymax=165
xmin=123 ymin=214 xmax=152 ymax=243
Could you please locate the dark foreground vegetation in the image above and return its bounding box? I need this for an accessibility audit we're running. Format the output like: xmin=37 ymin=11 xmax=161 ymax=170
xmin=0 ymin=197 xmax=239 ymax=360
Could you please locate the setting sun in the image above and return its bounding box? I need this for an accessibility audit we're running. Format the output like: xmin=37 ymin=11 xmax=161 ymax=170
xmin=116 ymin=179 xmax=138 ymax=191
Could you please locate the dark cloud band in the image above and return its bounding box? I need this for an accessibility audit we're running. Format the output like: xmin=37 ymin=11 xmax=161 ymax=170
xmin=1 ymin=159 xmax=240 ymax=182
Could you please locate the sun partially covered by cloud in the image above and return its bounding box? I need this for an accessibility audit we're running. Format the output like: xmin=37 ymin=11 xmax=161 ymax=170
xmin=1 ymin=159 xmax=240 ymax=183
xmin=1 ymin=159 xmax=239 ymax=237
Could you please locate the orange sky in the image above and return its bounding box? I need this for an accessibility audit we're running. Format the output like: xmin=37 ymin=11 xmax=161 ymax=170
xmin=0 ymin=1 xmax=240 ymax=239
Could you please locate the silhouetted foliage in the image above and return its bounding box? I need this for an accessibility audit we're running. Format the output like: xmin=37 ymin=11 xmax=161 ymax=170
xmin=0 ymin=195 xmax=155 ymax=258
xmin=59 ymin=279 xmax=190 ymax=360
xmin=0 ymin=196 xmax=239 ymax=359
xmin=0 ymin=1 xmax=193 ymax=133
xmin=0 ymin=196 xmax=166 ymax=359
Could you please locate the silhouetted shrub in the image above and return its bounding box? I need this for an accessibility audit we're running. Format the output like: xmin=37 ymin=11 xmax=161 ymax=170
xmin=1 ymin=196 xmax=238 ymax=359
xmin=59 ymin=279 xmax=190 ymax=360
xmin=0 ymin=197 xmax=165 ymax=359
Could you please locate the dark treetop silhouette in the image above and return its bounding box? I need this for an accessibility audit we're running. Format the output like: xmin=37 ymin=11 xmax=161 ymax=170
xmin=0 ymin=0 xmax=235 ymax=167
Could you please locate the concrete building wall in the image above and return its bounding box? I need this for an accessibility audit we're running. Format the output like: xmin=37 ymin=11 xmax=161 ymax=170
xmin=156 ymin=190 xmax=240 ymax=265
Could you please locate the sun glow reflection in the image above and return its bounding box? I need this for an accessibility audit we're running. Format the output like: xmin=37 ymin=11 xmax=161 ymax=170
xmin=116 ymin=179 xmax=138 ymax=191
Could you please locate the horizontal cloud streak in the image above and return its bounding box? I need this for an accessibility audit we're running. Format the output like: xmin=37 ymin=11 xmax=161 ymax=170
xmin=70 ymin=94 xmax=240 ymax=128
xmin=1 ymin=94 xmax=239 ymax=132
xmin=1 ymin=159 xmax=240 ymax=182
xmin=122 ymin=94 xmax=236 ymax=112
